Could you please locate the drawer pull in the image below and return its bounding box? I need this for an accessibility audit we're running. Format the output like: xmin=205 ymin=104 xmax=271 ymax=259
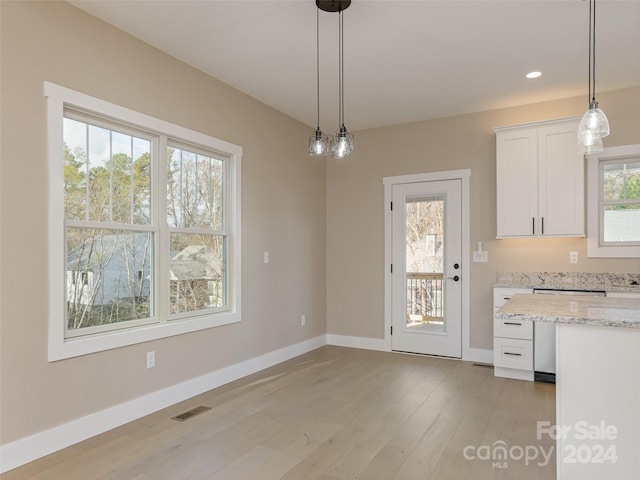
xmin=502 ymin=296 xmax=511 ymax=300
xmin=504 ymin=352 xmax=522 ymax=357
xmin=504 ymin=322 xmax=522 ymax=326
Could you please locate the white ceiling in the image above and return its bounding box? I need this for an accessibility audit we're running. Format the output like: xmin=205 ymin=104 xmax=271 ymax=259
xmin=69 ymin=0 xmax=640 ymax=132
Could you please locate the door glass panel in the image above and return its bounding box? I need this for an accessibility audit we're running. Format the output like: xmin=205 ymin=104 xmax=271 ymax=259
xmin=405 ymin=194 xmax=445 ymax=332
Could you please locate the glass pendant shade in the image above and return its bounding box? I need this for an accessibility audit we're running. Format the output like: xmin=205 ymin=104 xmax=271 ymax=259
xmin=331 ymin=124 xmax=354 ymax=159
xmin=309 ymin=127 xmax=329 ymax=156
xmin=578 ymin=133 xmax=604 ymax=155
xmin=578 ymin=100 xmax=610 ymax=142
xmin=584 ymin=136 xmax=604 ymax=154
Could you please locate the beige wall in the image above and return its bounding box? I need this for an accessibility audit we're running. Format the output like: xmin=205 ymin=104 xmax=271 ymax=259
xmin=326 ymin=86 xmax=640 ymax=350
xmin=0 ymin=1 xmax=326 ymax=444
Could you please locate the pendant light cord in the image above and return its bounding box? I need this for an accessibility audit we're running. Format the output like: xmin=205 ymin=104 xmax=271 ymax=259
xmin=316 ymin=8 xmax=321 ymax=128
xmin=587 ymin=0 xmax=592 ymax=102
xmin=339 ymin=10 xmax=344 ymax=127
xmin=592 ymin=0 xmax=597 ymax=103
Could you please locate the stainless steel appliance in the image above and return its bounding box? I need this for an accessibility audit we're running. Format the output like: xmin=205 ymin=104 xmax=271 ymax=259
xmin=532 ymin=288 xmax=606 ymax=383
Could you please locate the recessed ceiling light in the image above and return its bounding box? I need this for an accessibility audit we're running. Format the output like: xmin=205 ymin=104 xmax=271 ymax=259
xmin=526 ymin=71 xmax=542 ymax=79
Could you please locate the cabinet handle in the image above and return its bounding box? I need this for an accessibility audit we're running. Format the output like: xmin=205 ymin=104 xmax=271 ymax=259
xmin=504 ymin=352 xmax=522 ymax=357
xmin=504 ymin=322 xmax=522 ymax=326
xmin=502 ymin=296 xmax=511 ymax=300
xmin=532 ymin=217 xmax=535 ymax=235
xmin=542 ymin=217 xmax=544 ymax=235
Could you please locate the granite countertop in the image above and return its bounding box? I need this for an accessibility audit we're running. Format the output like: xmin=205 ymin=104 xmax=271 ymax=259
xmin=496 ymin=293 xmax=640 ymax=329
xmin=492 ymin=282 xmax=640 ymax=293
xmin=493 ymin=272 xmax=640 ymax=293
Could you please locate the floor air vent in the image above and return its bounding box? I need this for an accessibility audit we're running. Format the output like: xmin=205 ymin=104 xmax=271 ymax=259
xmin=171 ymin=406 xmax=211 ymax=422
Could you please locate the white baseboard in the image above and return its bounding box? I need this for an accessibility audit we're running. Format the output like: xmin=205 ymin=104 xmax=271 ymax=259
xmin=326 ymin=334 xmax=492 ymax=365
xmin=326 ymin=334 xmax=387 ymax=351
xmin=0 ymin=334 xmax=327 ymax=474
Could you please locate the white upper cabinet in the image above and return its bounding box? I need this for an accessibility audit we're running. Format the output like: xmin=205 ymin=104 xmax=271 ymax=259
xmin=494 ymin=117 xmax=584 ymax=238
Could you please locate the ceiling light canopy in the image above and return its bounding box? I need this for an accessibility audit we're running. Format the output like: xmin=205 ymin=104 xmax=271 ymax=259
xmin=316 ymin=1 xmax=351 ymax=13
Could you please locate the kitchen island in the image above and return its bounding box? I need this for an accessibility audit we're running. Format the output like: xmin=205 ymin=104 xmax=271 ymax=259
xmin=497 ymin=294 xmax=640 ymax=480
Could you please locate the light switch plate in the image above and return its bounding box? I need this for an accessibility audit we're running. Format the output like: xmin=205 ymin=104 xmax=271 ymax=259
xmin=146 ymin=351 xmax=155 ymax=369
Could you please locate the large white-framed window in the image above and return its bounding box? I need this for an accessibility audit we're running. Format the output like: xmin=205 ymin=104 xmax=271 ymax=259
xmin=587 ymin=144 xmax=640 ymax=258
xmin=46 ymin=82 xmax=242 ymax=361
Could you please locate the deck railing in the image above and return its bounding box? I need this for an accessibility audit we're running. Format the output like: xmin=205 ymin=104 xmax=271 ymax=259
xmin=406 ymin=272 xmax=443 ymax=323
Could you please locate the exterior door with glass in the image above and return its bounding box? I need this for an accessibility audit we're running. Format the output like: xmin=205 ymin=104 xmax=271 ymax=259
xmin=391 ymin=179 xmax=462 ymax=358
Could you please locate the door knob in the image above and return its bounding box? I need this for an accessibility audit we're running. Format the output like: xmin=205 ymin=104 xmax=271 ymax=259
xmin=453 ymin=263 xmax=460 ymax=269
xmin=447 ymin=275 xmax=460 ymax=282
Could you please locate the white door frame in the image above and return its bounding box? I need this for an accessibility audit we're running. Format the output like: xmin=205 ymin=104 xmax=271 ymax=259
xmin=383 ymin=169 xmax=471 ymax=358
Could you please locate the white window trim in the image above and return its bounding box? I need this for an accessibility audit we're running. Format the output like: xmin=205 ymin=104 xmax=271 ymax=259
xmin=587 ymin=144 xmax=640 ymax=258
xmin=45 ymin=81 xmax=242 ymax=361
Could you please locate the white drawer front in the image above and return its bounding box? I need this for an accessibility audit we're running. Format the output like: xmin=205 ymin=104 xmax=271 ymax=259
xmin=493 ymin=287 xmax=533 ymax=308
xmin=493 ymin=337 xmax=533 ymax=371
xmin=494 ymin=315 xmax=533 ymax=340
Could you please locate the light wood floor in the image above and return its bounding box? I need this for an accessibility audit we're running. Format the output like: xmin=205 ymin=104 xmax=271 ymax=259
xmin=2 ymin=346 xmax=556 ymax=480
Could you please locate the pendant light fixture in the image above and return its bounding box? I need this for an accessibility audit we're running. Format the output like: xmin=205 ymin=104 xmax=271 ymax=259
xmin=578 ymin=0 xmax=610 ymax=154
xmin=313 ymin=0 xmax=354 ymax=159
xmin=308 ymin=7 xmax=329 ymax=156
xmin=330 ymin=7 xmax=354 ymax=159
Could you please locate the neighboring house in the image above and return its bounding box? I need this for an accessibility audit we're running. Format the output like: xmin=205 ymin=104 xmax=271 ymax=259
xmin=66 ymin=234 xmax=222 ymax=316
xmin=169 ymin=245 xmax=223 ymax=313
xmin=66 ymin=232 xmax=153 ymax=313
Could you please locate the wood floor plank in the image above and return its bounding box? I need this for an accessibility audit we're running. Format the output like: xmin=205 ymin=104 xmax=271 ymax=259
xmin=2 ymin=346 xmax=556 ymax=480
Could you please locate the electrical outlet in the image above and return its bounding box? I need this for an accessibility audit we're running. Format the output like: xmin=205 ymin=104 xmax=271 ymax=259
xmin=147 ymin=351 xmax=155 ymax=369
xmin=570 ymin=251 xmax=578 ymax=264
xmin=301 ymin=314 xmax=306 ymax=326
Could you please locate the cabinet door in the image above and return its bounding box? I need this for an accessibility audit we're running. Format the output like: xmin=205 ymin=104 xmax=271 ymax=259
xmin=537 ymin=120 xmax=584 ymax=236
xmin=493 ymin=337 xmax=534 ymax=370
xmin=496 ymin=128 xmax=537 ymax=237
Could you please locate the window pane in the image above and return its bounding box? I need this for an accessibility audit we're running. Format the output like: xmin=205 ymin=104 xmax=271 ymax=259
xmin=167 ymin=146 xmax=224 ymax=230
xmin=63 ymin=117 xmax=152 ymax=225
xmin=603 ymin=161 xmax=640 ymax=201
xmin=169 ymin=233 xmax=225 ymax=314
xmin=405 ymin=195 xmax=444 ymax=330
xmin=63 ymin=118 xmax=88 ymax=221
xmin=603 ymin=205 xmax=640 ymax=242
xmin=87 ymin=124 xmax=111 ymax=222
xmin=405 ymin=195 xmax=443 ymax=273
xmin=133 ymin=138 xmax=152 ymax=224
xmin=66 ymin=227 xmax=154 ymax=330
